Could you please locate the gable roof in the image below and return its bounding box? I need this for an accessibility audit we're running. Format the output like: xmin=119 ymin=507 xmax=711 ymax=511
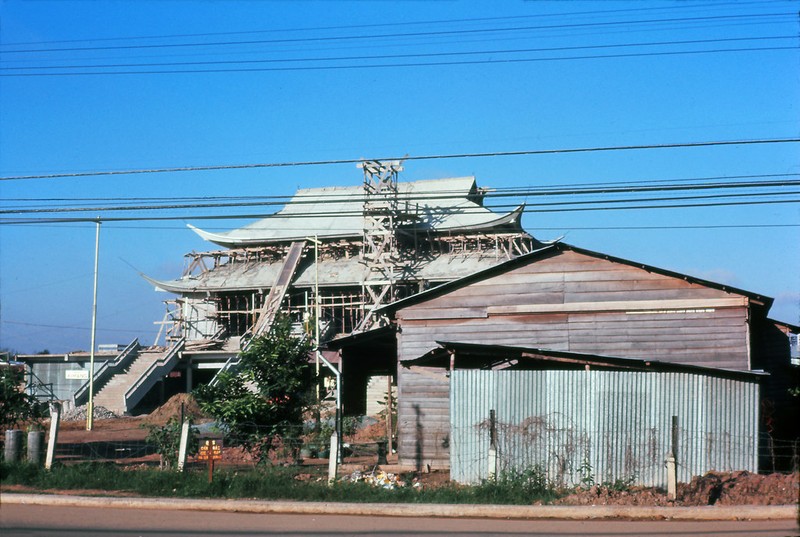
xmin=376 ymin=242 xmax=773 ymax=315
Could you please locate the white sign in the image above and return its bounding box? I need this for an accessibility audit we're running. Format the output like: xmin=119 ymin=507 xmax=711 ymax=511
xmin=65 ymin=370 xmax=89 ymax=380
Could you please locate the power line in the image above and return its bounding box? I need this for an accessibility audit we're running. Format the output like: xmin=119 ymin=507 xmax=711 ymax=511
xmin=4 ymin=35 xmax=792 ymax=72
xmin=2 ymin=197 xmax=797 ymax=225
xmin=3 ymin=179 xmax=797 ymax=214
xmin=5 ymin=173 xmax=796 ymax=203
xmin=0 ymin=320 xmax=152 ymax=334
xmin=4 ymin=45 xmax=795 ymax=77
xmin=1 ymin=2 xmax=772 ymax=47
xmin=2 ymin=138 xmax=798 ymax=181
xmin=13 ymin=223 xmax=798 ymax=232
xmin=2 ymin=13 xmax=791 ymax=55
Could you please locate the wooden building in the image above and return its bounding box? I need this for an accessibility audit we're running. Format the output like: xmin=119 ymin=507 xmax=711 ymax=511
xmin=333 ymin=242 xmax=798 ymax=470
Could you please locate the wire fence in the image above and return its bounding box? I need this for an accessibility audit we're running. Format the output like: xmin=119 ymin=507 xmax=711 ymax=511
xmin=448 ymin=419 xmax=799 ymax=488
xmin=1 ymin=415 xmax=389 ymax=469
xmin=3 ymin=413 xmax=796 ymax=484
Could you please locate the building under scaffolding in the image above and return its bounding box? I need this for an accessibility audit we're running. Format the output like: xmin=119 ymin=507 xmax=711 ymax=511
xmin=145 ymin=162 xmax=542 ymax=354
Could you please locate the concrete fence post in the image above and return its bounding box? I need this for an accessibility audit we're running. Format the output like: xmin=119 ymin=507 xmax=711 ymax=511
xmin=327 ymin=431 xmax=339 ymax=485
xmin=4 ymin=430 xmax=23 ymax=462
xmin=666 ymin=415 xmax=678 ymax=500
xmin=177 ymin=421 xmax=190 ymax=472
xmin=45 ymin=402 xmax=61 ymax=470
xmin=27 ymin=430 xmax=45 ymax=465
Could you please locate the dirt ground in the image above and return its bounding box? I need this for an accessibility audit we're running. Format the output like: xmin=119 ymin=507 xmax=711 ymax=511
xmin=553 ymin=471 xmax=798 ymax=506
xmin=31 ymin=395 xmax=800 ymax=506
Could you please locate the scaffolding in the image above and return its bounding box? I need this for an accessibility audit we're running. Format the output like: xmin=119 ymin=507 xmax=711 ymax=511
xmin=358 ymin=160 xmax=404 ymax=331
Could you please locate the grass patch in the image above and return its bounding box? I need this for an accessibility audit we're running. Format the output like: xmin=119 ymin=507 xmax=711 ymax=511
xmin=1 ymin=462 xmax=561 ymax=505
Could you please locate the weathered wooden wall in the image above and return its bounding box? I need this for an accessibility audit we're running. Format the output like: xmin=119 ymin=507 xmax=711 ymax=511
xmin=395 ymin=249 xmax=754 ymax=467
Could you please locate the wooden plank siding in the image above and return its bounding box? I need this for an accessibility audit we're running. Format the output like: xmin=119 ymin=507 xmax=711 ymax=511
xmin=397 ymin=366 xmax=451 ymax=469
xmin=394 ymin=249 xmax=753 ymax=467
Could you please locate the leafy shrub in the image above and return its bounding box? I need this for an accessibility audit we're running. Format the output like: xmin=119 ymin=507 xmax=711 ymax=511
xmin=144 ymin=417 xmax=199 ymax=470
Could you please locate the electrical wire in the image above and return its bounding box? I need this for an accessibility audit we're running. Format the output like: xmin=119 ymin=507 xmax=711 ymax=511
xmin=4 ymin=45 xmax=795 ymax=77
xmin=1 ymin=1 xmax=777 ymax=47
xmin=4 ymin=172 xmax=796 ymax=204
xmin=2 ymin=196 xmax=797 ymax=225
xmin=2 ymin=13 xmax=791 ymax=55
xmin=3 ymin=179 xmax=797 ymax=214
xmin=2 ymin=138 xmax=797 ymax=181
xmin=4 ymin=35 xmax=792 ymax=72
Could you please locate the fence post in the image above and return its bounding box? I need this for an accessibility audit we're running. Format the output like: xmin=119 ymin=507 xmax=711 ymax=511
xmin=4 ymin=430 xmax=22 ymax=462
xmin=45 ymin=402 xmax=61 ymax=470
xmin=27 ymin=430 xmax=45 ymax=465
xmin=666 ymin=415 xmax=678 ymax=500
xmin=327 ymin=431 xmax=339 ymax=485
xmin=177 ymin=421 xmax=191 ymax=472
xmin=488 ymin=409 xmax=498 ymax=481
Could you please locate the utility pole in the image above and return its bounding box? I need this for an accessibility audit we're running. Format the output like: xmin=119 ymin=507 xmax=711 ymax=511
xmin=314 ymin=234 xmax=320 ymax=401
xmin=86 ymin=219 xmax=100 ymax=431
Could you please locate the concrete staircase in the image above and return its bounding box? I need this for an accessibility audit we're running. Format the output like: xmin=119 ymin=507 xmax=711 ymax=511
xmin=92 ymin=340 xmax=184 ymax=414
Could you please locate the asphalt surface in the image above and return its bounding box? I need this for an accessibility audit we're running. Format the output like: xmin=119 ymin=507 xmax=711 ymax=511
xmin=1 ymin=502 xmax=798 ymax=537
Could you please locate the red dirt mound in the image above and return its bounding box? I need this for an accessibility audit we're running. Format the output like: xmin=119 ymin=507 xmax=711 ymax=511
xmin=142 ymin=393 xmax=210 ymax=426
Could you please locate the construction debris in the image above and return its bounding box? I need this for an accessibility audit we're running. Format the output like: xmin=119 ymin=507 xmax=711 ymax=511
xmin=61 ymin=405 xmax=118 ymax=422
xmin=342 ymin=469 xmax=421 ymax=490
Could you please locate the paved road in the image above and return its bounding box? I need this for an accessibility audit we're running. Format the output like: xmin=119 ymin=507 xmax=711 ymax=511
xmin=1 ymin=504 xmax=797 ymax=537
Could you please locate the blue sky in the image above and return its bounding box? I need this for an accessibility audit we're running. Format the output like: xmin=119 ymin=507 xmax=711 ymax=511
xmin=1 ymin=0 xmax=798 ymax=354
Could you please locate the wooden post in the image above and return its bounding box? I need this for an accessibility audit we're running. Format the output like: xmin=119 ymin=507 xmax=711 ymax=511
xmin=208 ymin=457 xmax=214 ymax=483
xmin=488 ymin=409 xmax=498 ymax=481
xmin=386 ymin=375 xmax=393 ymax=452
xmin=45 ymin=402 xmax=61 ymax=470
xmin=671 ymin=415 xmax=679 ymax=461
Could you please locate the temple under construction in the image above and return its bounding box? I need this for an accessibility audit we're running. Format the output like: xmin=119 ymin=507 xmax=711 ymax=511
xmin=146 ymin=161 xmax=541 ymax=352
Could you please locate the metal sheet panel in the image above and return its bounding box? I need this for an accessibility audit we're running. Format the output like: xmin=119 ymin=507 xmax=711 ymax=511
xmin=450 ymin=369 xmax=759 ymax=487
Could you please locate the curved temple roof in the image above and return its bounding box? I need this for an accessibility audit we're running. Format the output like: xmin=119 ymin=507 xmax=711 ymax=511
xmin=188 ymin=177 xmax=524 ymax=247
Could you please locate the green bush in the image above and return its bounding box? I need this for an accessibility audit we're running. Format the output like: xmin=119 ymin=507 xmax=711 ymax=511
xmin=144 ymin=417 xmax=199 ymax=470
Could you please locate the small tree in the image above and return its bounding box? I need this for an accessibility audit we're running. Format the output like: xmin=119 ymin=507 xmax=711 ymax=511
xmin=144 ymin=417 xmax=199 ymax=470
xmin=194 ymin=315 xmax=312 ymax=462
xmin=0 ymin=364 xmax=45 ymax=429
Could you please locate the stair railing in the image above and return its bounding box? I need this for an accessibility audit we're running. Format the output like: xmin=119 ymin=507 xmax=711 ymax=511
xmin=73 ymin=338 xmax=140 ymax=407
xmin=123 ymin=337 xmax=185 ymax=412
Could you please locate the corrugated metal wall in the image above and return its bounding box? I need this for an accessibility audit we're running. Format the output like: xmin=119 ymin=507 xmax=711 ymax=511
xmin=29 ymin=361 xmax=92 ymax=401
xmin=450 ymin=370 xmax=759 ymax=487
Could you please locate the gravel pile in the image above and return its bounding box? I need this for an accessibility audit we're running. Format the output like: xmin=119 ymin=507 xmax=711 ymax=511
xmin=61 ymin=405 xmax=119 ymax=422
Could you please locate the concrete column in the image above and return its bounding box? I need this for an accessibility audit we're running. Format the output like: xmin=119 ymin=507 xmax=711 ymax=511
xmin=185 ymin=359 xmax=193 ymax=392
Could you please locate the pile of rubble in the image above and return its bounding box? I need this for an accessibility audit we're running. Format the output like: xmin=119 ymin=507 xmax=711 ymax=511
xmin=61 ymin=405 xmax=119 ymax=422
xmin=342 ymin=469 xmax=422 ymax=490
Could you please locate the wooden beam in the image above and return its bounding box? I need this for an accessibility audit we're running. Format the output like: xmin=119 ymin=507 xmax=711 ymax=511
xmin=487 ymin=297 xmax=747 ymax=315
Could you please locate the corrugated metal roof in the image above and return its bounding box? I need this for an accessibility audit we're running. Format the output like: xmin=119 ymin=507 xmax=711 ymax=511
xmin=188 ymin=177 xmax=524 ymax=247
xmin=404 ymin=341 xmax=767 ymax=381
